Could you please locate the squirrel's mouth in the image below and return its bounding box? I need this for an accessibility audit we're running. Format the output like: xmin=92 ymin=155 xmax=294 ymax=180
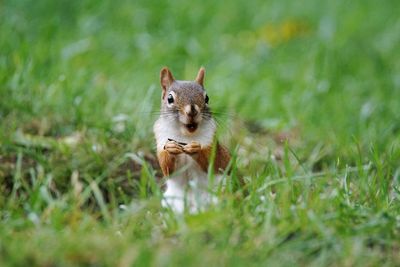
xmin=184 ymin=123 xmax=198 ymax=133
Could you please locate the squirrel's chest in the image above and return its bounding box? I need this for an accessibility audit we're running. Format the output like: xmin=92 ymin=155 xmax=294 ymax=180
xmin=174 ymin=154 xmax=207 ymax=180
xmin=153 ymin=117 xmax=216 ymax=151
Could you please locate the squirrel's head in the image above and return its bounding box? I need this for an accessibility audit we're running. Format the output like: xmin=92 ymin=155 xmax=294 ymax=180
xmin=159 ymin=67 xmax=211 ymax=135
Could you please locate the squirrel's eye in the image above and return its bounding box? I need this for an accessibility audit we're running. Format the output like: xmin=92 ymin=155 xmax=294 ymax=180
xmin=167 ymin=93 xmax=174 ymax=104
xmin=205 ymin=94 xmax=209 ymax=104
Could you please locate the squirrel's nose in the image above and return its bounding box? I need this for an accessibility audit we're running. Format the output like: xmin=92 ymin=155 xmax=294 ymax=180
xmin=185 ymin=104 xmax=199 ymax=117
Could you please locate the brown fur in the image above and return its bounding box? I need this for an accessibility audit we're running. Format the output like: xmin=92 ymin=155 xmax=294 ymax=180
xmin=188 ymin=143 xmax=231 ymax=174
xmin=158 ymin=142 xmax=231 ymax=177
xmin=160 ymin=67 xmax=175 ymax=99
xmin=195 ymin=67 xmax=205 ymax=86
xmin=157 ymin=150 xmax=176 ymax=176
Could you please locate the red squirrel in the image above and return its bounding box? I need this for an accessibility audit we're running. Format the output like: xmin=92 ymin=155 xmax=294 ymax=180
xmin=153 ymin=67 xmax=231 ymax=212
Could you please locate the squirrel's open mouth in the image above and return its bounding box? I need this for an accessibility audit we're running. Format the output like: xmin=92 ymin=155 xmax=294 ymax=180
xmin=185 ymin=123 xmax=198 ymax=133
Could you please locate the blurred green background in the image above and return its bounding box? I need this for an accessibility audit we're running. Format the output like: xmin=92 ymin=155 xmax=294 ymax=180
xmin=1 ymin=0 xmax=400 ymax=266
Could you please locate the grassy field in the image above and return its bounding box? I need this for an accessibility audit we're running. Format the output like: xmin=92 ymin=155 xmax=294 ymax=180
xmin=1 ymin=0 xmax=400 ymax=266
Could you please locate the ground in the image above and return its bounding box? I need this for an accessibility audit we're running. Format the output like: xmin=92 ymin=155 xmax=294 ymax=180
xmin=1 ymin=0 xmax=400 ymax=266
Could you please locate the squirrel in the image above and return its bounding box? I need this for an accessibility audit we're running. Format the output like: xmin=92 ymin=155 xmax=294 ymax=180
xmin=153 ymin=67 xmax=231 ymax=212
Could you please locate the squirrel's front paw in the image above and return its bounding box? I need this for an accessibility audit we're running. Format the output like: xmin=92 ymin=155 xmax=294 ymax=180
xmin=164 ymin=140 xmax=183 ymax=154
xmin=183 ymin=141 xmax=201 ymax=154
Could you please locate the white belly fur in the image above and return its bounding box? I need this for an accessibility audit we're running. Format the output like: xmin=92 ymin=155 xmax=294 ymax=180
xmin=162 ymin=153 xmax=222 ymax=213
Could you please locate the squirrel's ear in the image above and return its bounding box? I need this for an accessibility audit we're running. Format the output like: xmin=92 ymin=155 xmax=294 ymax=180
xmin=195 ymin=67 xmax=205 ymax=87
xmin=160 ymin=67 xmax=175 ymax=95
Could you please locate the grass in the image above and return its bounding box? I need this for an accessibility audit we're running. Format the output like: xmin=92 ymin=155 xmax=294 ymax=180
xmin=1 ymin=0 xmax=400 ymax=266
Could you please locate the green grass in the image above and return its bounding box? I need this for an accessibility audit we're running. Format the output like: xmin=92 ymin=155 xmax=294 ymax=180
xmin=1 ymin=0 xmax=400 ymax=266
